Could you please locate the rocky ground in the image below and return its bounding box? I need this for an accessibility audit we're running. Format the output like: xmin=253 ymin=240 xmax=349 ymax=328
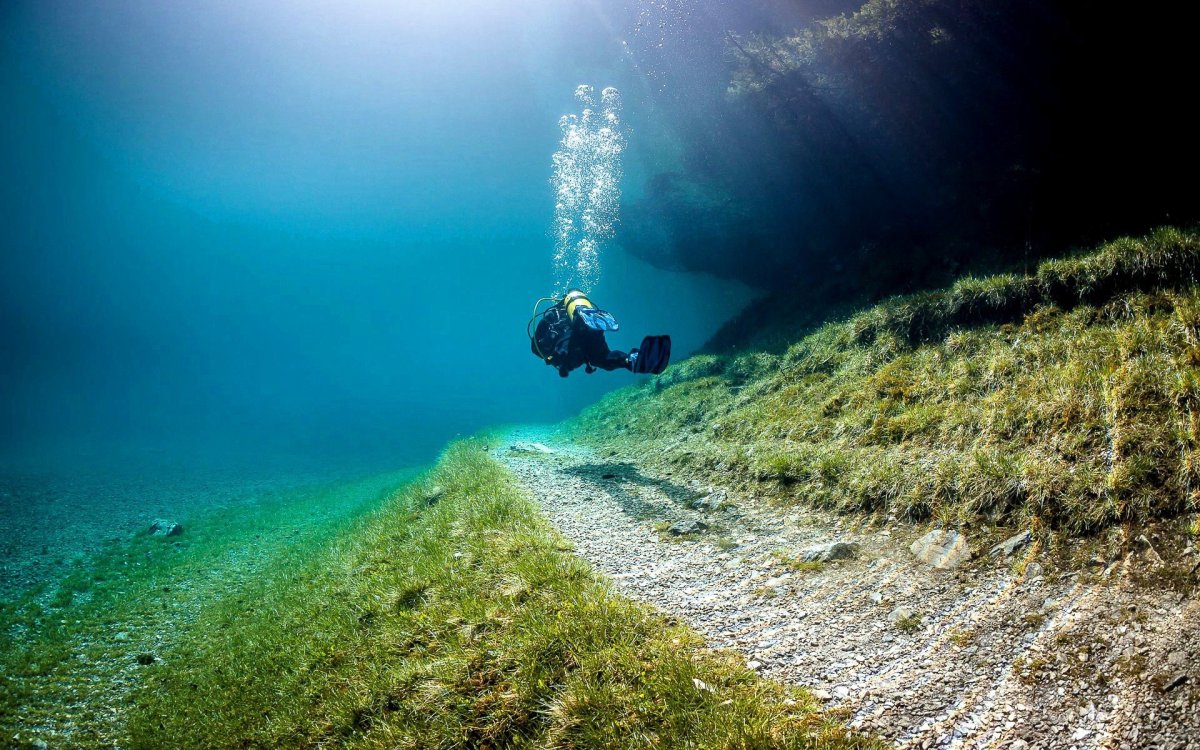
xmin=500 ymin=431 xmax=1199 ymax=750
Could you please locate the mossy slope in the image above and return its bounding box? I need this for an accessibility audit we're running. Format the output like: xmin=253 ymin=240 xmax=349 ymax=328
xmin=125 ymin=441 xmax=871 ymax=749
xmin=572 ymin=227 xmax=1200 ymax=534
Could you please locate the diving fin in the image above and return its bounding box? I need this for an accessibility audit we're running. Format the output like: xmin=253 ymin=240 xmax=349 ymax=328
xmin=576 ymin=306 xmax=619 ymax=332
xmin=630 ymin=335 xmax=671 ymax=375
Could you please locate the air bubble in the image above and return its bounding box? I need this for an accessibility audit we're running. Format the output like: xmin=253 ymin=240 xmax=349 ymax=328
xmin=550 ymin=85 xmax=625 ymax=293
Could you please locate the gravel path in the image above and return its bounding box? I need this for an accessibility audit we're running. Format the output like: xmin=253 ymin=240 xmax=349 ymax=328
xmin=500 ymin=430 xmax=1199 ymax=750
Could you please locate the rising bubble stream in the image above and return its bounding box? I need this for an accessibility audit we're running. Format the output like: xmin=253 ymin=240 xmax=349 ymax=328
xmin=550 ymin=85 xmax=624 ymax=294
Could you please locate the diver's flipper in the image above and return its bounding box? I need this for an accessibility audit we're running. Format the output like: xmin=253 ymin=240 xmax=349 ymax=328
xmin=631 ymin=335 xmax=671 ymax=375
xmin=577 ymin=306 xmax=619 ymax=332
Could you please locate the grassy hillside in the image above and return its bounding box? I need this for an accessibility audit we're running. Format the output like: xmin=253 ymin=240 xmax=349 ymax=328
xmin=122 ymin=441 xmax=871 ymax=750
xmin=571 ymin=227 xmax=1200 ymax=536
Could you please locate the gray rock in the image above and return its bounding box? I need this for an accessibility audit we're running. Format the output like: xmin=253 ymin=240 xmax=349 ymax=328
xmin=990 ymin=530 xmax=1032 ymax=558
xmin=148 ymin=519 xmax=183 ymax=537
xmin=690 ymin=490 xmax=727 ymax=511
xmin=509 ymin=441 xmax=555 ymax=454
xmin=668 ymin=519 xmax=708 ymax=536
xmin=890 ymin=606 xmax=918 ymax=624
xmin=799 ymin=541 xmax=861 ymax=562
xmin=910 ymin=529 xmax=972 ymax=570
xmin=423 ymin=485 xmax=445 ymax=506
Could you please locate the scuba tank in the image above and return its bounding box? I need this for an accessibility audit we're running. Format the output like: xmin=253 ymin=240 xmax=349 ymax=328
xmin=528 ymin=290 xmax=620 ymax=366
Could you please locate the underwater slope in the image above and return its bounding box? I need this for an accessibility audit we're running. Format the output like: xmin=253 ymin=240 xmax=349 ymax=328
xmin=500 ymin=433 xmax=1200 ymax=749
xmin=572 ymin=227 xmax=1200 ymax=539
xmin=116 ymin=442 xmax=873 ymax=750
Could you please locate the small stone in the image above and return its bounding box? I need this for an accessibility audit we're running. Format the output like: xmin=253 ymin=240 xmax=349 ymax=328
xmin=811 ymin=689 xmax=832 ymax=701
xmin=747 ymin=660 xmax=762 ymax=670
xmin=114 ymin=631 xmax=129 ymax=641
xmin=1073 ymin=728 xmax=1093 ymax=741
xmin=890 ymin=606 xmax=918 ymax=624
xmin=834 ymin=685 xmax=850 ymax=699
xmin=798 ymin=541 xmax=861 ymax=562
xmin=509 ymin=441 xmax=555 ymax=454
xmin=869 ymin=592 xmax=884 ymax=605
xmin=148 ymin=519 xmax=183 ymax=537
xmin=1025 ymin=562 xmax=1043 ymax=578
xmin=910 ymin=529 xmax=973 ymax=570
xmin=422 ymin=485 xmax=445 ymax=506
xmin=1163 ymin=673 xmax=1188 ymax=692
xmin=668 ymin=520 xmax=708 ymax=535
xmin=990 ymin=530 xmax=1032 ymax=558
xmin=32 ymin=741 xmax=49 ymax=750
xmin=689 ymin=490 xmax=728 ymax=511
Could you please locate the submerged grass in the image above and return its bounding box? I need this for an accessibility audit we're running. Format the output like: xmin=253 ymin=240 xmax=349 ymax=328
xmin=1 ymin=472 xmax=409 ymax=749
xmin=572 ymin=227 xmax=1200 ymax=535
xmin=118 ymin=441 xmax=870 ymax=749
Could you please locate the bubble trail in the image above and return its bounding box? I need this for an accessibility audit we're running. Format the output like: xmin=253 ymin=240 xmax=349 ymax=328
xmin=550 ymin=85 xmax=625 ymax=293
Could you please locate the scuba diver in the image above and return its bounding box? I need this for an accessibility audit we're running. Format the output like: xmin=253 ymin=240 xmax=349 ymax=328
xmin=529 ymin=290 xmax=671 ymax=378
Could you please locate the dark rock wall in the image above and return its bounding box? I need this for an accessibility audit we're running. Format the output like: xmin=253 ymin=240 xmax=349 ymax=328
xmin=620 ymin=0 xmax=1200 ymax=296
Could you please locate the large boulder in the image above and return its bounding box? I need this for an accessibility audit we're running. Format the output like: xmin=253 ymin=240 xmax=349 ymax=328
xmin=910 ymin=529 xmax=972 ymax=570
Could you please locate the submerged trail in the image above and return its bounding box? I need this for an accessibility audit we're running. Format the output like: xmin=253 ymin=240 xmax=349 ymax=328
xmin=500 ymin=428 xmax=1199 ymax=750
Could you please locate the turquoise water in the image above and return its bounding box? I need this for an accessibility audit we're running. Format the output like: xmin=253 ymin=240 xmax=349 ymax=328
xmin=0 ymin=1 xmax=755 ymax=601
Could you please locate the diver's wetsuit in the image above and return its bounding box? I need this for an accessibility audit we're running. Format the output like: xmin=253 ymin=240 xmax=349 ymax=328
xmin=532 ymin=304 xmax=630 ymax=377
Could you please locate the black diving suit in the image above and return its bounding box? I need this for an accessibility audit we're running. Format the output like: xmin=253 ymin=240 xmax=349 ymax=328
xmin=529 ymin=291 xmax=671 ymax=378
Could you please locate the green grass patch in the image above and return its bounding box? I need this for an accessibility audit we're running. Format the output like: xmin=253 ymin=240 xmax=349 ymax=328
xmin=893 ymin=615 xmax=922 ymax=633
xmin=0 ymin=470 xmax=411 ymax=749
xmin=120 ymin=442 xmax=873 ymax=750
xmin=570 ymin=227 xmax=1200 ymax=535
